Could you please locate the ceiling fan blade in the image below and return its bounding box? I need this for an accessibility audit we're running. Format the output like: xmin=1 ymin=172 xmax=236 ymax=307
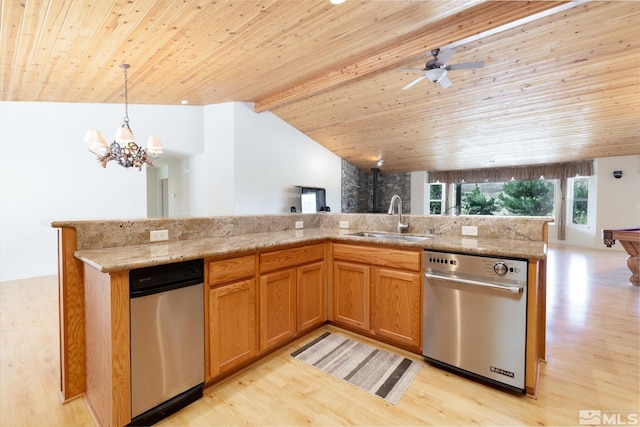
xmin=448 ymin=60 xmax=485 ymax=70
xmin=397 ymin=67 xmax=426 ymax=72
xmin=438 ymin=74 xmax=453 ymax=88
xmin=402 ymin=75 xmax=426 ymax=90
xmin=436 ymin=48 xmax=456 ymax=65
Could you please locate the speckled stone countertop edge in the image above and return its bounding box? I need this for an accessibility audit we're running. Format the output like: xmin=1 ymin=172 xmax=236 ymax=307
xmin=75 ymin=228 xmax=548 ymax=273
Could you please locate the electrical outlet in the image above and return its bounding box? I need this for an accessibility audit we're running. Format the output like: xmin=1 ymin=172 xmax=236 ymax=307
xmin=295 ymin=221 xmax=304 ymax=229
xmin=339 ymin=221 xmax=349 ymax=229
xmin=150 ymin=229 xmax=169 ymax=242
xmin=461 ymin=226 xmax=478 ymax=236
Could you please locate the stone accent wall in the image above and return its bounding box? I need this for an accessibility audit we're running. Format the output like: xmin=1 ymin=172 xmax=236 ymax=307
xmin=341 ymin=159 xmax=411 ymax=213
xmin=375 ymin=171 xmax=411 ymax=214
xmin=341 ymin=159 xmax=369 ymax=213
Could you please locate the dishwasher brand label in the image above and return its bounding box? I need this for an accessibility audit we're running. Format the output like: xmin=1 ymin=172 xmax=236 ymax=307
xmin=490 ymin=366 xmax=515 ymax=378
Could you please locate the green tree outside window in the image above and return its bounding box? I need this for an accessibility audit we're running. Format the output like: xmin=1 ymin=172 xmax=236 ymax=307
xmin=572 ymin=178 xmax=589 ymax=225
xmin=497 ymin=180 xmax=554 ymax=216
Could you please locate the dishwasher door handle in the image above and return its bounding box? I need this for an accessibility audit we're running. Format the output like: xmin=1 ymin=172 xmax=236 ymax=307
xmin=424 ymin=272 xmax=523 ymax=294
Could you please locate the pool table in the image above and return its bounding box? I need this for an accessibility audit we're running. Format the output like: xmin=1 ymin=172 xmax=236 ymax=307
xmin=602 ymin=227 xmax=640 ymax=286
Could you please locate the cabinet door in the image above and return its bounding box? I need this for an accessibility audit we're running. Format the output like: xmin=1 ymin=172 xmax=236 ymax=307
xmin=333 ymin=261 xmax=370 ymax=332
xmin=259 ymin=269 xmax=296 ymax=352
xmin=371 ymin=268 xmax=421 ymax=351
xmin=297 ymin=261 xmax=325 ymax=333
xmin=208 ymin=279 xmax=256 ymax=380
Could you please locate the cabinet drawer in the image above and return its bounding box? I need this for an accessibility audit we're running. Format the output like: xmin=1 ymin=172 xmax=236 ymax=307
xmin=259 ymin=244 xmax=324 ymax=274
xmin=207 ymin=255 xmax=256 ymax=286
xmin=333 ymin=243 xmax=421 ymax=272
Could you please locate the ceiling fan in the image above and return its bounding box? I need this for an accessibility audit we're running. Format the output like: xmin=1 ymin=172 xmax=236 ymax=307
xmin=400 ymin=48 xmax=484 ymax=90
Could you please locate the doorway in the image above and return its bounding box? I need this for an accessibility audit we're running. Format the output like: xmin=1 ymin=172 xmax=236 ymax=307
xmin=160 ymin=178 xmax=169 ymax=217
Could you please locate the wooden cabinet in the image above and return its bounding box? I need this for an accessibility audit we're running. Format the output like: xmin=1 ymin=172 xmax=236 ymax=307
xmin=297 ymin=261 xmax=325 ymax=333
xmin=259 ymin=269 xmax=296 ymax=352
xmin=205 ymin=255 xmax=257 ymax=382
xmin=333 ymin=261 xmax=370 ymax=331
xmin=259 ymin=244 xmax=325 ymax=352
xmin=332 ymin=243 xmax=422 ymax=352
xmin=201 ymin=242 xmax=423 ymax=383
xmin=371 ymin=268 xmax=421 ymax=350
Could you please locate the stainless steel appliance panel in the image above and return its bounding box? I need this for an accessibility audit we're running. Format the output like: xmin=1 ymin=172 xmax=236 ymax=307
xmin=423 ymin=251 xmax=528 ymax=391
xmin=130 ymin=282 xmax=204 ymax=418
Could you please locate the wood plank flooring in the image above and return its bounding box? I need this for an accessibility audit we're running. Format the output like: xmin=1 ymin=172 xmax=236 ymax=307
xmin=1 ymin=245 xmax=638 ymax=426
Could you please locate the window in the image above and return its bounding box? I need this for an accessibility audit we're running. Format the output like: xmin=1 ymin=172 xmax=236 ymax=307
xmin=428 ymin=183 xmax=445 ymax=214
xmin=571 ymin=177 xmax=589 ymax=225
xmin=457 ymin=179 xmax=555 ymax=216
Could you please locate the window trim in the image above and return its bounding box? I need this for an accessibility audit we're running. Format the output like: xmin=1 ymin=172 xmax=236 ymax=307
xmin=569 ymin=176 xmax=589 ymax=226
xmin=427 ymin=183 xmax=445 ymax=215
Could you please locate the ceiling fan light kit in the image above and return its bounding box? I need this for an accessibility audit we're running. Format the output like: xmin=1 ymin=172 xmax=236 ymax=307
xmin=426 ymin=68 xmax=446 ymax=82
xmin=401 ymin=47 xmax=484 ymax=90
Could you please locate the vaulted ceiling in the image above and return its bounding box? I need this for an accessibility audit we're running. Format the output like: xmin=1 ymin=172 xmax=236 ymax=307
xmin=2 ymin=1 xmax=639 ymax=173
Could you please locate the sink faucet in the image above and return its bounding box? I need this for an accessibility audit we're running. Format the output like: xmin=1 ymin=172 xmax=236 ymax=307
xmin=387 ymin=194 xmax=408 ymax=233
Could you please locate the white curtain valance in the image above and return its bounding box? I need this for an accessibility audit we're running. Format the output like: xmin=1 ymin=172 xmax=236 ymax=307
xmin=428 ymin=160 xmax=594 ymax=184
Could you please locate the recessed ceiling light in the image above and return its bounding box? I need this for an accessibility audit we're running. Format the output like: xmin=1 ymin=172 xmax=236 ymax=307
xmin=330 ymin=0 xmax=346 ymax=4
xmin=181 ymin=100 xmax=189 ymax=105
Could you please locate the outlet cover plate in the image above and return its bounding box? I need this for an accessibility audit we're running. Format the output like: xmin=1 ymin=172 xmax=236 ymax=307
xmin=150 ymin=229 xmax=169 ymax=242
xmin=339 ymin=221 xmax=349 ymax=229
xmin=295 ymin=221 xmax=304 ymax=229
xmin=461 ymin=226 xmax=478 ymax=236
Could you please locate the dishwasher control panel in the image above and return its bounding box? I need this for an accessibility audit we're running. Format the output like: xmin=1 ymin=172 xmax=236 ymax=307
xmin=424 ymin=250 xmax=527 ymax=286
xmin=130 ymin=258 xmax=204 ymax=295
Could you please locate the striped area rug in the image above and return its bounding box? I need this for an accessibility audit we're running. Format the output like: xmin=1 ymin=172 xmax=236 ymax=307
xmin=290 ymin=332 xmax=421 ymax=405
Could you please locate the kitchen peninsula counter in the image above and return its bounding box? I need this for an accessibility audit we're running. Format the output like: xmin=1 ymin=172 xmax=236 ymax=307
xmin=73 ymin=227 xmax=548 ymax=274
xmin=53 ymin=214 xmax=551 ymax=426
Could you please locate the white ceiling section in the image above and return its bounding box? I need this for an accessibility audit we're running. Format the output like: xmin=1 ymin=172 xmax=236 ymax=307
xmin=2 ymin=1 xmax=639 ymax=173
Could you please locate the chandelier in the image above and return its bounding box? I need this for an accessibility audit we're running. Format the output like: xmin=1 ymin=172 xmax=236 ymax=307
xmin=83 ymin=64 xmax=163 ymax=170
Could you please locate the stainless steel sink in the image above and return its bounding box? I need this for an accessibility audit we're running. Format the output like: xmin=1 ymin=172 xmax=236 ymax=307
xmin=348 ymin=231 xmax=431 ymax=242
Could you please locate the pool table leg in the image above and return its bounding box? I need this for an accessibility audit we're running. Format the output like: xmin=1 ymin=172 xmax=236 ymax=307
xmin=620 ymin=241 xmax=639 ymax=286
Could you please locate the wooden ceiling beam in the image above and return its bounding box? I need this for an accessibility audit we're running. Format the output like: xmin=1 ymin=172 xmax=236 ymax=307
xmin=254 ymin=1 xmax=573 ymax=113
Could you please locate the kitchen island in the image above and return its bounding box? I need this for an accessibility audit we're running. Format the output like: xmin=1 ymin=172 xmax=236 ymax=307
xmin=53 ymin=213 xmax=551 ymax=427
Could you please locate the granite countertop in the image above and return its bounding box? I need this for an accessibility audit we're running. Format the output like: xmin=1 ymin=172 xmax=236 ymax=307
xmin=75 ymin=228 xmax=548 ymax=273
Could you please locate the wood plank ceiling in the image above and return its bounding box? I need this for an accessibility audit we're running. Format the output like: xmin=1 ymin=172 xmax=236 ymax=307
xmin=2 ymin=0 xmax=639 ymax=173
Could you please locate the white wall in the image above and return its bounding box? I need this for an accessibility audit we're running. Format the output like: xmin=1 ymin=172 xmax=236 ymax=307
xmin=0 ymin=100 xmax=342 ymax=281
xmin=233 ymin=103 xmax=341 ymax=215
xmin=0 ymin=102 xmax=145 ymax=282
xmin=190 ymin=103 xmax=237 ymax=216
xmin=146 ymin=163 xmax=165 ymax=217
xmin=0 ymin=101 xmax=202 ymax=281
xmin=410 ymin=171 xmax=427 ymax=214
xmin=147 ymin=157 xmax=192 ymax=217
xmin=549 ymin=155 xmax=640 ymax=250
xmin=190 ymin=102 xmax=342 ymax=216
xmin=593 ymin=155 xmax=640 ymax=249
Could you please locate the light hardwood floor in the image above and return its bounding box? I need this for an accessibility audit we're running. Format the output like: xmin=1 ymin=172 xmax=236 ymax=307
xmin=1 ymin=245 xmax=638 ymax=426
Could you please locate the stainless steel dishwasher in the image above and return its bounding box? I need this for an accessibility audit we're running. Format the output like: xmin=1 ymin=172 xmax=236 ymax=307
xmin=129 ymin=259 xmax=204 ymax=426
xmin=423 ymin=250 xmax=528 ymax=392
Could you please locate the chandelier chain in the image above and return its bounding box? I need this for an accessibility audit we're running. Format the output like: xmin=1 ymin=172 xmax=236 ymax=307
xmin=122 ymin=65 xmax=130 ymax=129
